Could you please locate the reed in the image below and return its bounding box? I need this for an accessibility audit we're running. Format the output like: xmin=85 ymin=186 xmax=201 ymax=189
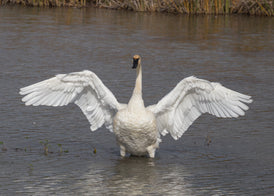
xmin=97 ymin=0 xmax=273 ymax=15
xmin=1 ymin=0 xmax=88 ymax=7
xmin=0 ymin=0 xmax=273 ymax=16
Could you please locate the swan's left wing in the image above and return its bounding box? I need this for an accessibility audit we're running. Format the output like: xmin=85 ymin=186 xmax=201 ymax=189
xmin=147 ymin=76 xmax=252 ymax=140
xmin=20 ymin=70 xmax=122 ymax=132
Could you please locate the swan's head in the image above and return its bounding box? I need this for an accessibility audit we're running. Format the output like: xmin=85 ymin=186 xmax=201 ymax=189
xmin=132 ymin=55 xmax=141 ymax=69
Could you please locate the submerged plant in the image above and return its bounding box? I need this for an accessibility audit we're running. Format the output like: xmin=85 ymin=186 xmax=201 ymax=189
xmin=0 ymin=141 xmax=7 ymax=151
xmin=24 ymin=136 xmax=32 ymax=152
xmin=205 ymin=135 xmax=212 ymax=146
xmin=29 ymin=163 xmax=34 ymax=172
xmin=40 ymin=139 xmax=50 ymax=155
xmin=58 ymin=144 xmax=63 ymax=154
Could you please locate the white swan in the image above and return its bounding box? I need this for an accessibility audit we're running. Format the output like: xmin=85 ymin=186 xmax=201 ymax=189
xmin=20 ymin=55 xmax=252 ymax=158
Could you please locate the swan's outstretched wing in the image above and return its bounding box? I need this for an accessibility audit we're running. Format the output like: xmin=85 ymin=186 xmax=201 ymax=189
xmin=20 ymin=70 xmax=122 ymax=132
xmin=147 ymin=76 xmax=252 ymax=140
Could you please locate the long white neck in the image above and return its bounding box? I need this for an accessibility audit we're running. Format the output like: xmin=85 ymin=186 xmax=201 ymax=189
xmin=128 ymin=63 xmax=144 ymax=110
xmin=133 ymin=64 xmax=142 ymax=95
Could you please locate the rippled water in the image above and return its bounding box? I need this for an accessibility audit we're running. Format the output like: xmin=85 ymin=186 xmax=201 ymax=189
xmin=0 ymin=6 xmax=273 ymax=195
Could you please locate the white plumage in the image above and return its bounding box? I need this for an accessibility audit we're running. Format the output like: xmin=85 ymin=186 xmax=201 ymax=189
xmin=20 ymin=55 xmax=252 ymax=158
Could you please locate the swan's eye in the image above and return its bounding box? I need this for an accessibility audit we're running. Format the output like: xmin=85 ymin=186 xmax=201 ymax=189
xmin=132 ymin=58 xmax=139 ymax=69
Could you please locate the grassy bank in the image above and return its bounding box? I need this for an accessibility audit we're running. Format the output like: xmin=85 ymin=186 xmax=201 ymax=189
xmin=1 ymin=0 xmax=273 ymax=16
xmin=97 ymin=0 xmax=273 ymax=16
xmin=0 ymin=0 xmax=88 ymax=7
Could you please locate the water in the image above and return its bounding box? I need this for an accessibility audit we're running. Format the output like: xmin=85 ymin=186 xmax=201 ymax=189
xmin=0 ymin=6 xmax=273 ymax=195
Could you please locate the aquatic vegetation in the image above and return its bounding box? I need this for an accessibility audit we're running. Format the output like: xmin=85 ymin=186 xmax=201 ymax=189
xmin=58 ymin=143 xmax=63 ymax=154
xmin=28 ymin=163 xmax=34 ymax=172
xmin=97 ymin=0 xmax=273 ymax=16
xmin=24 ymin=136 xmax=32 ymax=152
xmin=205 ymin=135 xmax=212 ymax=146
xmin=0 ymin=141 xmax=7 ymax=152
xmin=0 ymin=0 xmax=272 ymax=15
xmin=4 ymin=0 xmax=88 ymax=7
xmin=40 ymin=139 xmax=50 ymax=155
xmin=57 ymin=144 xmax=70 ymax=155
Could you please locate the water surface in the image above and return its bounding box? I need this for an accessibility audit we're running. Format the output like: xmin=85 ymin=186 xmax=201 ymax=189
xmin=0 ymin=7 xmax=273 ymax=195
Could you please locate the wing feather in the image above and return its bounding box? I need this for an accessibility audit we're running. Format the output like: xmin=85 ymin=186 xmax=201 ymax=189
xmin=20 ymin=70 xmax=122 ymax=132
xmin=147 ymin=76 xmax=252 ymax=140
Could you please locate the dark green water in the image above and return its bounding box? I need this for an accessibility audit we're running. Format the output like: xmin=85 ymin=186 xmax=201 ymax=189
xmin=0 ymin=6 xmax=273 ymax=195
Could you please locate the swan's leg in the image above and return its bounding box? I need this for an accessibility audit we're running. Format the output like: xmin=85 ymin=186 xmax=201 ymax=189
xmin=146 ymin=145 xmax=156 ymax=158
xmin=120 ymin=145 xmax=126 ymax=157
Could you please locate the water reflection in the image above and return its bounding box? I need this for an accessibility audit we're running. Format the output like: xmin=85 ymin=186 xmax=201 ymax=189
xmin=72 ymin=157 xmax=193 ymax=195
xmin=107 ymin=158 xmax=159 ymax=195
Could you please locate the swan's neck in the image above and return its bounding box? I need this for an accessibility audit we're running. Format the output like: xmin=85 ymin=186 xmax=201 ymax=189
xmin=133 ymin=64 xmax=142 ymax=95
xmin=128 ymin=64 xmax=144 ymax=110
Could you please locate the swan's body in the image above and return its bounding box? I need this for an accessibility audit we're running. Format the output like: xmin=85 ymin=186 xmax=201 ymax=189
xmin=113 ymin=107 xmax=158 ymax=157
xmin=20 ymin=55 xmax=252 ymax=158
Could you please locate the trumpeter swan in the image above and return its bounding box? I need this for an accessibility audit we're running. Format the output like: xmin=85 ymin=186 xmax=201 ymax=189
xmin=20 ymin=55 xmax=252 ymax=158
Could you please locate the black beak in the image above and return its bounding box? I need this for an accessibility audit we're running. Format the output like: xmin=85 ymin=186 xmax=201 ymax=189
xmin=132 ymin=58 xmax=139 ymax=69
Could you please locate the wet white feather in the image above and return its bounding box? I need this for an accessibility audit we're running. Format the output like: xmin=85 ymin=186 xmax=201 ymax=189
xmin=20 ymin=70 xmax=120 ymax=132
xmin=147 ymin=76 xmax=252 ymax=140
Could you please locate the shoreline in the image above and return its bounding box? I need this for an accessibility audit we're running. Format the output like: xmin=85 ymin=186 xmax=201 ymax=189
xmin=0 ymin=0 xmax=273 ymax=16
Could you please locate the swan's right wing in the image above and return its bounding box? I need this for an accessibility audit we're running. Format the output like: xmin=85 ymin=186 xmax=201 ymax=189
xmin=20 ymin=70 xmax=122 ymax=132
xmin=147 ymin=76 xmax=252 ymax=140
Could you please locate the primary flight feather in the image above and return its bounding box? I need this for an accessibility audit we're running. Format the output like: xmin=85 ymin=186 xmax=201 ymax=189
xmin=20 ymin=55 xmax=252 ymax=158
